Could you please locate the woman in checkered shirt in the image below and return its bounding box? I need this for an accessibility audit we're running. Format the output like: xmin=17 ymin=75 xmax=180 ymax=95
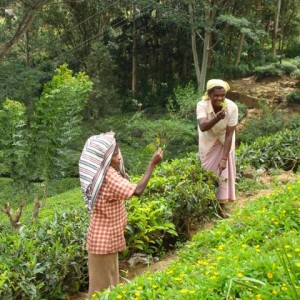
xmin=79 ymin=132 xmax=163 ymax=298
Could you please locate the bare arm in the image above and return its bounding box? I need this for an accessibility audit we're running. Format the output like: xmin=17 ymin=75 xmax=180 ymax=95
xmin=133 ymin=148 xmax=163 ymax=196
xmin=198 ymin=109 xmax=226 ymax=132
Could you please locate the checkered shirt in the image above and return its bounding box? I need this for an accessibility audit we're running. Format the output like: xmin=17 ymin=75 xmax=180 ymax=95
xmin=87 ymin=166 xmax=137 ymax=254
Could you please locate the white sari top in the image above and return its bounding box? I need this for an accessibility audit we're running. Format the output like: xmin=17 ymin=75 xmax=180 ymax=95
xmin=196 ymin=98 xmax=238 ymax=157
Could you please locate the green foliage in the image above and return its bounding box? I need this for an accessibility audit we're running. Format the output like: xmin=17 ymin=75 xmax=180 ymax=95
xmin=275 ymin=62 xmax=297 ymax=75
xmin=236 ymin=128 xmax=300 ymax=179
xmin=0 ymin=152 xmax=218 ymax=298
xmin=93 ymin=112 xmax=197 ymax=175
xmin=291 ymin=69 xmax=300 ymax=77
xmin=235 ymin=101 xmax=248 ymax=123
xmin=0 ymin=177 xmax=80 ymax=209
xmin=0 ymin=210 xmax=89 ymax=299
xmin=125 ymin=198 xmax=177 ymax=257
xmin=0 ymin=99 xmax=30 ymax=194
xmin=85 ymin=41 xmax=121 ymax=118
xmin=142 ymin=153 xmax=218 ymax=237
xmin=167 ymin=82 xmax=200 ymax=119
xmin=237 ymin=110 xmax=300 ymax=145
xmin=31 ymin=64 xmax=93 ymax=180
xmin=286 ymin=90 xmax=300 ymax=104
xmin=0 ymin=99 xmax=30 ymax=179
xmin=94 ymin=180 xmax=300 ymax=300
xmin=254 ymin=64 xmax=284 ymax=81
xmin=0 ymin=61 xmax=49 ymax=106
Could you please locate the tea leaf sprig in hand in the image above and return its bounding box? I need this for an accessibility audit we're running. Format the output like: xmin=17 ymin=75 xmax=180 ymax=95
xmin=220 ymin=101 xmax=227 ymax=109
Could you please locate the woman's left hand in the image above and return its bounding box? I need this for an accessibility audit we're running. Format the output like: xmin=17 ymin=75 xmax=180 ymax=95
xmin=218 ymin=158 xmax=227 ymax=173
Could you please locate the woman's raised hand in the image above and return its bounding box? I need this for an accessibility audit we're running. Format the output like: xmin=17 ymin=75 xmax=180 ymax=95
xmin=150 ymin=148 xmax=164 ymax=165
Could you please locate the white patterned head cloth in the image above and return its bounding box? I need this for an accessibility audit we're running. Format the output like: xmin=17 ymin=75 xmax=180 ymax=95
xmin=202 ymin=79 xmax=230 ymax=100
xmin=78 ymin=131 xmax=127 ymax=213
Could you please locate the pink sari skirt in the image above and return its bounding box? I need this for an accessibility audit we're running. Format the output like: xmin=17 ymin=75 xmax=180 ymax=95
xmin=199 ymin=140 xmax=236 ymax=203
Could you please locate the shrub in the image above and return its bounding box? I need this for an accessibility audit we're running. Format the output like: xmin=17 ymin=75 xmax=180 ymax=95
xmin=275 ymin=61 xmax=297 ymax=75
xmin=125 ymin=198 xmax=177 ymax=257
xmin=286 ymin=90 xmax=300 ymax=104
xmin=167 ymin=82 xmax=201 ymax=119
xmin=142 ymin=153 xmax=218 ymax=238
xmin=291 ymin=69 xmax=300 ymax=78
xmin=237 ymin=110 xmax=300 ymax=145
xmin=0 ymin=210 xmax=89 ymax=299
xmin=254 ymin=64 xmax=283 ymax=81
xmin=118 ymin=115 xmax=197 ymax=175
xmin=236 ymin=101 xmax=248 ymax=123
xmin=236 ymin=128 xmax=300 ymax=179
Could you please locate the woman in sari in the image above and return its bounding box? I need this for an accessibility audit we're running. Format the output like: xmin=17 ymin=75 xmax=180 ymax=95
xmin=196 ymin=79 xmax=238 ymax=217
xmin=79 ymin=132 xmax=163 ymax=298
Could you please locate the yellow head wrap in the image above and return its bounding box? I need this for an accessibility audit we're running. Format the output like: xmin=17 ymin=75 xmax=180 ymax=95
xmin=202 ymin=79 xmax=230 ymax=100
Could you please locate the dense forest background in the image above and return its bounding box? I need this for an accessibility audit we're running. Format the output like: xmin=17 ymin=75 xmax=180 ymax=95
xmin=1 ymin=0 xmax=299 ymax=112
xmin=0 ymin=0 xmax=300 ymax=207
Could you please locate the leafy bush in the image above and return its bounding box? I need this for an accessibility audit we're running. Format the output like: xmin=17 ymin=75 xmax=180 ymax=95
xmin=291 ymin=69 xmax=300 ymax=78
xmin=275 ymin=61 xmax=297 ymax=75
xmin=0 ymin=210 xmax=89 ymax=299
xmin=254 ymin=64 xmax=283 ymax=81
xmin=142 ymin=153 xmax=218 ymax=237
xmin=236 ymin=101 xmax=248 ymax=123
xmin=237 ymin=111 xmax=300 ymax=145
xmin=167 ymin=82 xmax=200 ymax=119
xmin=94 ymin=180 xmax=300 ymax=300
xmin=236 ymin=128 xmax=300 ymax=179
xmin=113 ymin=114 xmax=197 ymax=175
xmin=125 ymin=198 xmax=177 ymax=257
xmin=286 ymin=90 xmax=300 ymax=104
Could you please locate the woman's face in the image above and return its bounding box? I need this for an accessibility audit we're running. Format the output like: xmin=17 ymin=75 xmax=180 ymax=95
xmin=110 ymin=146 xmax=121 ymax=170
xmin=209 ymin=87 xmax=226 ymax=109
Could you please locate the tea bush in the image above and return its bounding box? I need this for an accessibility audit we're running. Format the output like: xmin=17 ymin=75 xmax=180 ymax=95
xmin=275 ymin=61 xmax=297 ymax=75
xmin=0 ymin=210 xmax=89 ymax=299
xmin=237 ymin=111 xmax=300 ymax=145
xmin=254 ymin=64 xmax=283 ymax=81
xmin=236 ymin=128 xmax=300 ymax=179
xmin=125 ymin=197 xmax=177 ymax=258
xmin=286 ymin=90 xmax=300 ymax=104
xmin=94 ymin=180 xmax=300 ymax=300
xmin=142 ymin=153 xmax=218 ymax=238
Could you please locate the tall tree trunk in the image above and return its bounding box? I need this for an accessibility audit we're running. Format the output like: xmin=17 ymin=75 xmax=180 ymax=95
xmin=271 ymin=0 xmax=281 ymax=59
xmin=188 ymin=4 xmax=201 ymax=91
xmin=131 ymin=5 xmax=138 ymax=95
xmin=25 ymin=31 xmax=30 ymax=66
xmin=0 ymin=0 xmax=49 ymax=60
xmin=235 ymin=32 xmax=245 ymax=66
xmin=199 ymin=2 xmax=216 ymax=92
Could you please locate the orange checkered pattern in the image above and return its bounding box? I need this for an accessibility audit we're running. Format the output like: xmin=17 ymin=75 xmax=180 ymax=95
xmin=87 ymin=166 xmax=136 ymax=254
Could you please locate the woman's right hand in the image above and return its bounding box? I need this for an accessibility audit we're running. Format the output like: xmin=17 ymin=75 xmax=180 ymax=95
xmin=150 ymin=148 xmax=164 ymax=165
xmin=216 ymin=109 xmax=226 ymax=120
